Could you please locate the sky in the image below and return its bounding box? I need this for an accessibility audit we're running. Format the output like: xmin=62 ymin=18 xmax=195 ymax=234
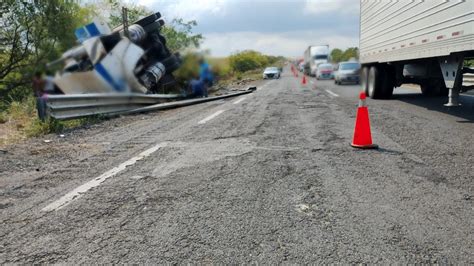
xmin=137 ymin=0 xmax=360 ymax=57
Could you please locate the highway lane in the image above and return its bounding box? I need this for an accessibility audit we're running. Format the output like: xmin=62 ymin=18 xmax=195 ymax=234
xmin=1 ymin=70 xmax=473 ymax=263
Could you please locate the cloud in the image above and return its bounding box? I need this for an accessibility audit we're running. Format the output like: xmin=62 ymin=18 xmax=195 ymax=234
xmin=304 ymin=0 xmax=359 ymax=15
xmin=202 ymin=31 xmax=359 ymax=57
xmin=137 ymin=0 xmax=226 ymax=21
xmin=136 ymin=0 xmax=360 ymax=56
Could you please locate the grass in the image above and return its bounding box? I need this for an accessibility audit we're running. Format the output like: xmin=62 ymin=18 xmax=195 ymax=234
xmin=0 ymin=96 xmax=100 ymax=148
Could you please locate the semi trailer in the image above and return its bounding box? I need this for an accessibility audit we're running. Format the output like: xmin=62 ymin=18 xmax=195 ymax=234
xmin=303 ymin=45 xmax=330 ymax=76
xmin=359 ymin=0 xmax=474 ymax=106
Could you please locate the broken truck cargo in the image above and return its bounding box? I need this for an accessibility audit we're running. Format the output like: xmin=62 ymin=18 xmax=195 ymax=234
xmin=48 ymin=11 xmax=180 ymax=95
xmin=46 ymin=88 xmax=256 ymax=120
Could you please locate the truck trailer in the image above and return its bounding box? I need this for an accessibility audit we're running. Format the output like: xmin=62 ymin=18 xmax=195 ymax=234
xmin=304 ymin=45 xmax=330 ymax=76
xmin=359 ymin=0 xmax=474 ymax=106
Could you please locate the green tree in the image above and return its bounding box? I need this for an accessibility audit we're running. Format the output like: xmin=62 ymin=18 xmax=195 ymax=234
xmin=0 ymin=0 xmax=94 ymax=106
xmin=103 ymin=0 xmax=151 ymax=29
xmin=161 ymin=19 xmax=203 ymax=52
xmin=342 ymin=47 xmax=359 ymax=61
xmin=330 ymin=48 xmax=343 ymax=63
xmin=229 ymin=50 xmax=269 ymax=73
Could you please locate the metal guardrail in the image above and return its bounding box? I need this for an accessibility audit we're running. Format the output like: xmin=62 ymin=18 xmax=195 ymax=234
xmin=463 ymin=73 xmax=474 ymax=86
xmin=46 ymin=89 xmax=254 ymax=120
xmin=46 ymin=93 xmax=183 ymax=120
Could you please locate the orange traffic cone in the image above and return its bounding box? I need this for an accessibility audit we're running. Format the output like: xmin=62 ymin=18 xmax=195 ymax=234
xmin=301 ymin=75 xmax=307 ymax=85
xmin=351 ymin=92 xmax=378 ymax=149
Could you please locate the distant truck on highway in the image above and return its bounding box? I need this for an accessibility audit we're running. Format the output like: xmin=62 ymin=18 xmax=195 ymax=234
xmin=304 ymin=45 xmax=330 ymax=76
xmin=359 ymin=0 xmax=474 ymax=106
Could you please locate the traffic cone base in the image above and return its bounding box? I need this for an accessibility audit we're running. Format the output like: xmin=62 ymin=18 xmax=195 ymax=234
xmin=350 ymin=143 xmax=378 ymax=149
xmin=351 ymin=93 xmax=378 ymax=149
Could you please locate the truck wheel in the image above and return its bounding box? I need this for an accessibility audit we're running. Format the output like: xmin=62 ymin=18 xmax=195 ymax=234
xmin=361 ymin=66 xmax=369 ymax=95
xmin=368 ymin=65 xmax=394 ymax=99
xmin=382 ymin=64 xmax=395 ymax=98
xmin=368 ymin=65 xmax=383 ymax=99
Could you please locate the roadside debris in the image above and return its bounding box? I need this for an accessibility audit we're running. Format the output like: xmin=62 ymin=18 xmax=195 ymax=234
xmin=43 ymin=140 xmax=52 ymax=143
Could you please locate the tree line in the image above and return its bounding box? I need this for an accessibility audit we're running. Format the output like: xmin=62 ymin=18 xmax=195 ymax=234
xmin=330 ymin=47 xmax=359 ymax=63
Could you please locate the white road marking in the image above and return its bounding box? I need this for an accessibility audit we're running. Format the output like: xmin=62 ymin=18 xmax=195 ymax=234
xmin=325 ymin=89 xmax=339 ymax=97
xmin=198 ymin=110 xmax=225 ymax=124
xmin=310 ymin=80 xmax=315 ymax=84
xmin=233 ymin=97 xmax=246 ymax=104
xmin=41 ymin=142 xmax=169 ymax=212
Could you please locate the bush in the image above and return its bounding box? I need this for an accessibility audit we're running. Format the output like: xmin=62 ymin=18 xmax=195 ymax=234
xmin=174 ymin=53 xmax=201 ymax=85
xmin=229 ymin=50 xmax=269 ymax=73
xmin=208 ymin=57 xmax=232 ymax=80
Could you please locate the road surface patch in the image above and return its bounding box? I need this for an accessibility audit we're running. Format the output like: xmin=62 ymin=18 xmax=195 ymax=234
xmin=198 ymin=110 xmax=225 ymax=124
xmin=41 ymin=142 xmax=169 ymax=212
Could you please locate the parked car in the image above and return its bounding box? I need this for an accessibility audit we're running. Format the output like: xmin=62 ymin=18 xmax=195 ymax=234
xmin=263 ymin=67 xmax=281 ymax=79
xmin=334 ymin=61 xmax=361 ymax=84
xmin=315 ymin=63 xmax=334 ymax=79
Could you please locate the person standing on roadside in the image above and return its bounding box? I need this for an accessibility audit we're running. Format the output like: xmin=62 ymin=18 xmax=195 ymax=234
xmin=199 ymin=58 xmax=213 ymax=97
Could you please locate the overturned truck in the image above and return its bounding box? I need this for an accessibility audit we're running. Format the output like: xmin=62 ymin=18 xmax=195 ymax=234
xmin=48 ymin=12 xmax=181 ymax=94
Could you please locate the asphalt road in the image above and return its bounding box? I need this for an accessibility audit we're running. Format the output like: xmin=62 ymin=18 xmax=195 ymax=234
xmin=1 ymin=69 xmax=473 ymax=263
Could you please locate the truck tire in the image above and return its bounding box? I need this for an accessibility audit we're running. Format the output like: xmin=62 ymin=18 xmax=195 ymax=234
xmin=143 ymin=21 xmax=160 ymax=34
xmin=368 ymin=65 xmax=384 ymax=99
xmin=368 ymin=65 xmax=394 ymax=99
xmin=361 ymin=66 xmax=369 ymax=95
xmin=383 ymin=64 xmax=395 ymax=98
xmin=134 ymin=14 xmax=158 ymax=27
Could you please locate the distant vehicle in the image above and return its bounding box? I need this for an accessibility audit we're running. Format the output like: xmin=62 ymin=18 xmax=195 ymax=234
xmin=303 ymin=45 xmax=330 ymax=76
xmin=359 ymin=0 xmax=473 ymax=106
xmin=316 ymin=63 xmax=334 ymax=80
xmin=263 ymin=67 xmax=280 ymax=79
xmin=298 ymin=62 xmax=305 ymax=72
xmin=334 ymin=61 xmax=360 ymax=84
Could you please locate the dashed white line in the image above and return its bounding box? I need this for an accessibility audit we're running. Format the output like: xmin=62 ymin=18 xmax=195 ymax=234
xmin=233 ymin=97 xmax=246 ymax=104
xmin=42 ymin=142 xmax=169 ymax=212
xmin=325 ymin=89 xmax=339 ymax=97
xmin=198 ymin=110 xmax=225 ymax=124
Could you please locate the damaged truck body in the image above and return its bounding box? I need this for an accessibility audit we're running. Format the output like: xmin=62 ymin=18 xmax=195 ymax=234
xmin=48 ymin=12 xmax=181 ymax=95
